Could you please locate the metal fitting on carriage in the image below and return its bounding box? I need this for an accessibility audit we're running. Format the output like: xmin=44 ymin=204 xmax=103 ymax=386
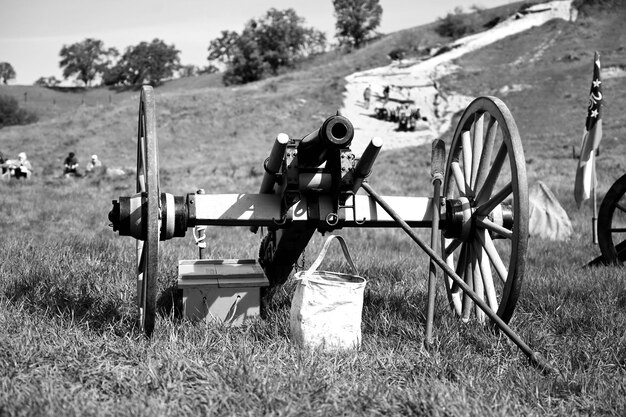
xmin=108 ymin=193 xmax=187 ymax=241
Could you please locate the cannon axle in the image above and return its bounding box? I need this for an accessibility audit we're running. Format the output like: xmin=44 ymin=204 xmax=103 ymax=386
xmin=109 ymin=193 xmax=188 ymax=241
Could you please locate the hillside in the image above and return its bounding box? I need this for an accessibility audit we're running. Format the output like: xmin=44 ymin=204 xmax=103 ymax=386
xmin=0 ymin=0 xmax=623 ymax=199
xmin=341 ymin=0 xmax=576 ymax=155
xmin=443 ymin=2 xmax=626 ymax=200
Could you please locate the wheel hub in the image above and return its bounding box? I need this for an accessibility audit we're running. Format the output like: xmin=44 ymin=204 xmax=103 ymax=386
xmin=108 ymin=192 xmax=189 ymax=241
xmin=444 ymin=197 xmax=474 ymax=241
xmin=443 ymin=197 xmax=513 ymax=241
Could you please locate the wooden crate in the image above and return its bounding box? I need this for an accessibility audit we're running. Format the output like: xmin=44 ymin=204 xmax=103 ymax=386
xmin=178 ymin=259 xmax=269 ymax=326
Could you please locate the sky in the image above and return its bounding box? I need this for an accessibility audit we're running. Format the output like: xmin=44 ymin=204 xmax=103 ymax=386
xmin=0 ymin=0 xmax=519 ymax=85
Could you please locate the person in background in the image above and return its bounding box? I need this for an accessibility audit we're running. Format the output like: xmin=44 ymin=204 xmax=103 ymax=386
xmin=0 ymin=151 xmax=10 ymax=180
xmin=0 ymin=151 xmax=6 ymax=175
xmin=63 ymin=152 xmax=79 ymax=177
xmin=363 ymin=84 xmax=371 ymax=109
xmin=14 ymin=152 xmax=32 ymax=179
xmin=85 ymin=154 xmax=103 ymax=174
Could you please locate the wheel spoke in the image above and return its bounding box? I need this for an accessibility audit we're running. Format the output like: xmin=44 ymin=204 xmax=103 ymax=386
xmin=476 ymin=217 xmax=513 ymax=240
xmin=445 ymin=238 xmax=462 ymax=257
xmin=452 ymin=161 xmax=467 ymax=197
xmin=471 ymin=113 xmax=485 ymax=190
xmin=475 ymin=116 xmax=498 ymax=194
xmin=444 ymin=237 xmax=460 ymax=315
xmin=611 ymin=228 xmax=626 ymax=233
xmin=475 ymin=142 xmax=507 ymax=205
xmin=137 ymin=137 xmax=146 ymax=193
xmin=451 ymin=242 xmax=468 ymax=293
xmin=462 ymin=244 xmax=474 ymax=322
xmin=472 ymin=240 xmax=498 ymax=312
xmin=462 ymin=130 xmax=473 ymax=196
xmin=137 ymin=241 xmax=146 ymax=310
xmin=475 ymin=182 xmax=512 ymax=217
xmin=616 ymin=203 xmax=626 ymax=213
xmin=472 ymin=249 xmax=486 ymax=323
xmin=476 ymin=230 xmax=508 ymax=284
xmin=448 ymin=242 xmax=468 ymax=317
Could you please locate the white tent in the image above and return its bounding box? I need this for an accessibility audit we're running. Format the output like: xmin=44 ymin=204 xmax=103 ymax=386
xmin=529 ymin=181 xmax=573 ymax=241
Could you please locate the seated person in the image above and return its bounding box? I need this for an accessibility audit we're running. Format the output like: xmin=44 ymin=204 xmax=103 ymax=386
xmin=85 ymin=154 xmax=103 ymax=174
xmin=64 ymin=152 xmax=79 ymax=177
xmin=0 ymin=151 xmax=9 ymax=180
xmin=0 ymin=151 xmax=6 ymax=174
xmin=14 ymin=152 xmax=32 ymax=179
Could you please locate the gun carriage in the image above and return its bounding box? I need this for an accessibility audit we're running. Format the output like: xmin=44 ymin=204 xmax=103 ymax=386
xmin=109 ymin=86 xmax=554 ymax=371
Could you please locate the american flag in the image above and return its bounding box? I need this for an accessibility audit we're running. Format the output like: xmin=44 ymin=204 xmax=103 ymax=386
xmin=574 ymin=51 xmax=603 ymax=208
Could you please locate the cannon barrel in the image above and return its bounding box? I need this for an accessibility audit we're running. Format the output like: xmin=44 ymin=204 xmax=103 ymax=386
xmin=297 ymin=114 xmax=354 ymax=166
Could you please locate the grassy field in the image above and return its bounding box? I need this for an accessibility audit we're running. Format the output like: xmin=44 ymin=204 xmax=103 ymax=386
xmin=1 ymin=2 xmax=626 ymax=416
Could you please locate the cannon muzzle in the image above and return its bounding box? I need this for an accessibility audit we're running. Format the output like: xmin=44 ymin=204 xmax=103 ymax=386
xmin=297 ymin=114 xmax=354 ymax=166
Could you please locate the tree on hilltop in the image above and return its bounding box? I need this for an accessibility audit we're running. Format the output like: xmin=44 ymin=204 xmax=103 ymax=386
xmin=178 ymin=65 xmax=199 ymax=78
xmin=253 ymin=8 xmax=325 ymax=74
xmin=0 ymin=62 xmax=16 ymax=84
xmin=34 ymin=76 xmax=61 ymax=87
xmin=59 ymin=38 xmax=118 ymax=86
xmin=207 ymin=30 xmax=240 ymax=65
xmin=103 ymin=39 xmax=180 ymax=86
xmin=221 ymin=27 xmax=265 ymax=85
xmin=333 ymin=0 xmax=382 ymax=49
xmin=435 ymin=6 xmax=483 ymax=39
xmin=208 ymin=8 xmax=326 ymax=85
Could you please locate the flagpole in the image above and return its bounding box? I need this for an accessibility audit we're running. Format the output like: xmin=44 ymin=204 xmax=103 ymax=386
xmin=575 ymin=50 xmax=602 ymax=244
xmin=592 ymin=154 xmax=598 ymax=244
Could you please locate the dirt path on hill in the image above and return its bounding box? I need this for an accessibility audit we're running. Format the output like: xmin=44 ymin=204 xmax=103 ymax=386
xmin=342 ymin=0 xmax=576 ymax=156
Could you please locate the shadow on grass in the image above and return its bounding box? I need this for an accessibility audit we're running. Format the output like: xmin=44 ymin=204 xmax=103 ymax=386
xmin=156 ymin=286 xmax=184 ymax=321
xmin=363 ymin=288 xmax=430 ymax=325
xmin=5 ymin=278 xmax=134 ymax=335
xmin=5 ymin=278 xmax=202 ymax=334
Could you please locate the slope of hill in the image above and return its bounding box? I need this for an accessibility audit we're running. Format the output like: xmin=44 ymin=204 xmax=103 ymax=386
xmin=0 ymin=0 xmax=623 ymax=197
xmin=442 ymin=1 xmax=626 ymax=203
xmin=342 ymin=0 xmax=576 ymax=155
xmin=1 ymin=0 xmax=622 ymax=197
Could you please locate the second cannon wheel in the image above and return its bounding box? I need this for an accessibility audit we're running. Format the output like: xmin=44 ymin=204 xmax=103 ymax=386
xmin=441 ymin=96 xmax=529 ymax=324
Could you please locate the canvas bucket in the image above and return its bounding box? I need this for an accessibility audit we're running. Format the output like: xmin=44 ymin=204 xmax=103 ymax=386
xmin=290 ymin=235 xmax=366 ymax=350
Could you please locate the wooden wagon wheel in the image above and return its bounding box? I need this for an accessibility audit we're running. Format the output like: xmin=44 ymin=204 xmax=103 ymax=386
xmin=598 ymin=173 xmax=626 ymax=265
xmin=442 ymin=96 xmax=529 ymax=324
xmin=136 ymin=86 xmax=160 ymax=336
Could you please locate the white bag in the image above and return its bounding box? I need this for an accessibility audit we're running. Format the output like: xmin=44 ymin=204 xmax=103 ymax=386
xmin=290 ymin=235 xmax=366 ymax=350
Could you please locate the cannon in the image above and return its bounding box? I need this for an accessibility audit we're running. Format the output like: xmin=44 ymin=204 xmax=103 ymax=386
xmin=109 ymin=86 xmax=556 ymax=372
